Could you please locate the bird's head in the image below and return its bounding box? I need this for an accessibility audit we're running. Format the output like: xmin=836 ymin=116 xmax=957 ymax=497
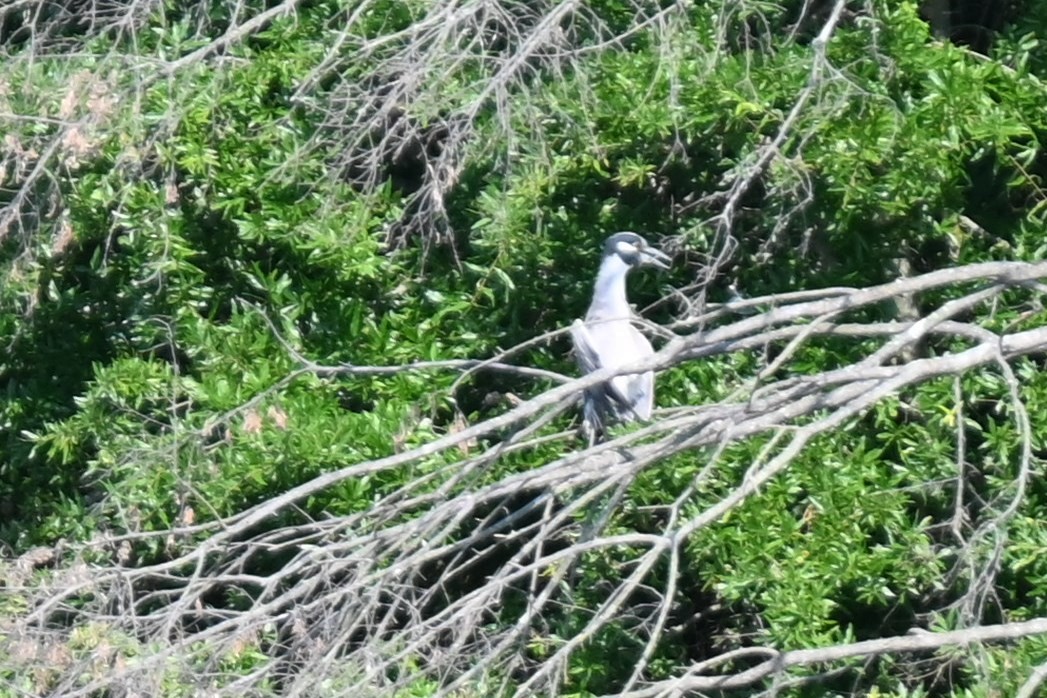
xmin=603 ymin=232 xmax=671 ymax=270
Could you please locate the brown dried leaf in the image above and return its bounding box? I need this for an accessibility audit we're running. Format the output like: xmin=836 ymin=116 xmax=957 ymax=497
xmin=242 ymin=410 xmax=263 ymax=435
xmin=451 ymin=412 xmax=476 ymax=456
xmin=45 ymin=642 xmax=72 ymax=669
xmin=180 ymin=505 xmax=196 ymax=526
xmin=58 ymin=88 xmax=78 ymax=120
xmin=87 ymin=80 xmax=114 ymax=120
xmin=52 ymin=216 xmax=75 ymax=256
xmin=165 ymin=181 xmax=180 ymax=205
xmin=268 ymin=405 xmax=289 ymax=429
xmin=63 ymin=126 xmax=94 ymax=160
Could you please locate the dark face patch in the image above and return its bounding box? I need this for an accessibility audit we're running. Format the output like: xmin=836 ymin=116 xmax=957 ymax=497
xmin=603 ymin=231 xmax=648 ymax=265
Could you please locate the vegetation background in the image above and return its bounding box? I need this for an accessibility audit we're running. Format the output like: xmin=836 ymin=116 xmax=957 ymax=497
xmin=3 ymin=0 xmax=1047 ymax=695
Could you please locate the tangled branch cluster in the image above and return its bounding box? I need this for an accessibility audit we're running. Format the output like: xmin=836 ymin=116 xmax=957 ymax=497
xmin=1 ymin=0 xmax=857 ymax=260
xmin=6 ymin=260 xmax=1047 ymax=696
xmin=0 ymin=0 xmax=625 ymax=251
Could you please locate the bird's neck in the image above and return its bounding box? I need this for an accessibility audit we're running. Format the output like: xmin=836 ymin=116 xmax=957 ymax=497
xmin=588 ymin=255 xmax=632 ymax=320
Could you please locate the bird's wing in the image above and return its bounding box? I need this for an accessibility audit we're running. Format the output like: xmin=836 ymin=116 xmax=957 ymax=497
xmin=571 ymin=319 xmax=648 ymax=421
xmin=569 ymin=319 xmax=603 ymax=375
xmin=621 ymin=325 xmax=655 ymax=419
xmin=627 ymin=369 xmax=655 ymax=420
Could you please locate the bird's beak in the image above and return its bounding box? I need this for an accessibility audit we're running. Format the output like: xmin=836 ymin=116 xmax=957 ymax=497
xmin=640 ymin=246 xmax=672 ymax=270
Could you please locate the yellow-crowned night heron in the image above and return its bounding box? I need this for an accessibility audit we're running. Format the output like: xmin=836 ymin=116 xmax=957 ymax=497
xmin=571 ymin=232 xmax=671 ymax=445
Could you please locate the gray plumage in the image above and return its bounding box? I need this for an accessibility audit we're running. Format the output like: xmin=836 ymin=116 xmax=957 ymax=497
xmin=571 ymin=232 xmax=671 ymax=445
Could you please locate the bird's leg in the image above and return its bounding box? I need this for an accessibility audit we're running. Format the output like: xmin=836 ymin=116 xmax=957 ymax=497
xmin=582 ymin=417 xmax=597 ymax=448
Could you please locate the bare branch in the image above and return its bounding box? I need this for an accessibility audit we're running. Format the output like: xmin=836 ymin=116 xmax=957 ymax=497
xmin=7 ymin=258 xmax=1047 ymax=696
xmin=621 ymin=617 xmax=1047 ymax=695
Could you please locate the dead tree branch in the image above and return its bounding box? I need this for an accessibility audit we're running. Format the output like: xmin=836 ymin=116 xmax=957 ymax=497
xmin=620 ymin=617 xmax=1047 ymax=695
xmin=6 ymin=259 xmax=1046 ymax=697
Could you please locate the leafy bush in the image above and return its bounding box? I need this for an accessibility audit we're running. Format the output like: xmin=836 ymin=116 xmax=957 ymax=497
xmin=3 ymin=0 xmax=1047 ymax=696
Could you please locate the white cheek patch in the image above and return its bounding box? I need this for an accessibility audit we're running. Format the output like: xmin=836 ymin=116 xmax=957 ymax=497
xmin=617 ymin=241 xmax=638 ymax=256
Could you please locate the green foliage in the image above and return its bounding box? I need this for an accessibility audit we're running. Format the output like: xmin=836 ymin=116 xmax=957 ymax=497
xmin=3 ymin=0 xmax=1047 ymax=695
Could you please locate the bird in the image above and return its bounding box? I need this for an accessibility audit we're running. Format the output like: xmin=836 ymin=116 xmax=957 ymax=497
xmin=570 ymin=232 xmax=671 ymax=446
